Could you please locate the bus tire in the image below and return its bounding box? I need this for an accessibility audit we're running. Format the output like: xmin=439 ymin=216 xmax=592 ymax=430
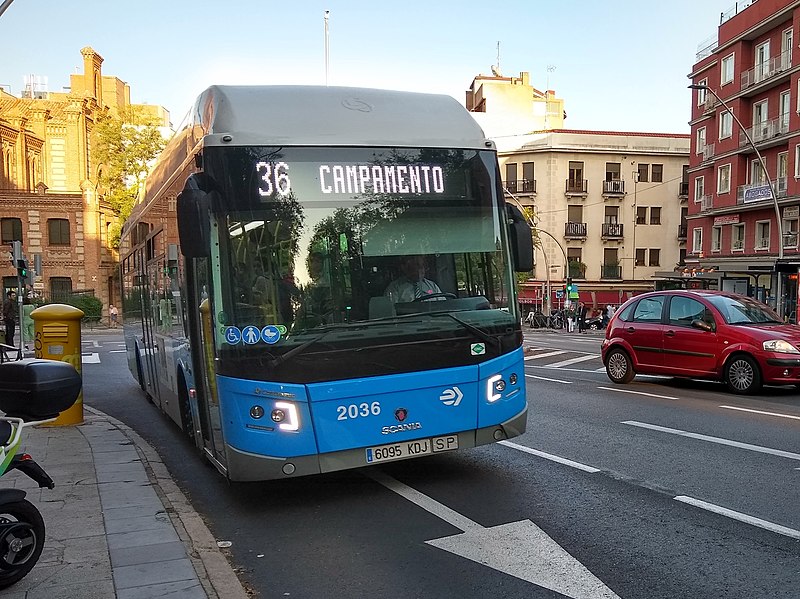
xmin=177 ymin=377 xmax=195 ymax=442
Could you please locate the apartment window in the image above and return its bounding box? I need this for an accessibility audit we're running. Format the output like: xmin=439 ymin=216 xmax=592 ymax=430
xmin=567 ymin=248 xmax=582 ymax=262
xmin=650 ymin=207 xmax=661 ymax=225
xmin=50 ymin=277 xmax=73 ymax=302
xmin=568 ymin=161 xmax=584 ymax=183
xmin=651 ymin=164 xmax=663 ymax=183
xmin=48 ymin=219 xmax=70 ymax=246
xmin=732 ymin=224 xmax=745 ymax=251
xmin=635 ymin=248 xmax=646 ymax=266
xmin=751 ymin=158 xmax=766 ymax=185
xmin=783 ymin=216 xmax=799 ymax=247
xmin=522 ymin=162 xmax=534 ymax=184
xmin=636 ymin=207 xmax=647 ymax=224
xmin=696 ymin=127 xmax=706 ymax=154
xmin=605 ymin=205 xmax=619 ymax=223
xmin=696 ymin=79 xmax=707 ymax=106
xmin=718 ymin=164 xmax=731 ymax=194
xmin=648 ymin=249 xmax=660 ymax=267
xmin=721 ymin=53 xmax=735 ymax=85
xmin=720 ymin=111 xmax=733 ymax=139
xmin=711 ymin=226 xmax=722 ymax=251
xmin=505 ymin=162 xmax=517 ymax=186
xmin=679 ymin=248 xmax=687 ymax=265
xmin=694 ymin=176 xmax=705 ymax=202
xmin=637 ymin=164 xmax=649 ymax=182
xmin=756 ymin=221 xmax=770 ymax=250
xmin=692 ymin=228 xmax=703 ymax=253
xmin=567 ymin=205 xmax=583 ymax=223
xmin=0 ymin=218 xmax=22 ymax=244
xmin=795 ymin=145 xmax=800 ymax=177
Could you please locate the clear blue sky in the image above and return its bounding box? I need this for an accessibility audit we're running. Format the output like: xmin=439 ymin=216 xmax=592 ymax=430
xmin=1 ymin=0 xmax=732 ymax=133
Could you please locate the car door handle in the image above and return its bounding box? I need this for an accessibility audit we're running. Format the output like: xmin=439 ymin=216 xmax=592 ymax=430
xmin=665 ymin=330 xmax=675 ymax=337
xmin=626 ymin=327 xmax=635 ymax=333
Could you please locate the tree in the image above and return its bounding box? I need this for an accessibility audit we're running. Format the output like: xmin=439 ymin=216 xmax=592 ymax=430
xmin=93 ymin=107 xmax=168 ymax=247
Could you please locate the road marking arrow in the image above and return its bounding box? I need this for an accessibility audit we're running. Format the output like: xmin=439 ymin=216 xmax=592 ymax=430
xmin=368 ymin=470 xmax=620 ymax=599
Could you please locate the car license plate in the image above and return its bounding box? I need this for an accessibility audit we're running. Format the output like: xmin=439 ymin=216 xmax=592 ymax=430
xmin=365 ymin=435 xmax=458 ymax=464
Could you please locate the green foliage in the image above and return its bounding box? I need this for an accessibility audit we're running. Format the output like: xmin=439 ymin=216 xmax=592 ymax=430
xmin=93 ymin=106 xmax=169 ymax=248
xmin=61 ymin=295 xmax=103 ymax=323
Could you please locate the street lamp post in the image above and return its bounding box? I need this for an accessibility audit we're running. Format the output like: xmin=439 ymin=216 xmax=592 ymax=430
xmin=688 ymin=83 xmax=784 ymax=261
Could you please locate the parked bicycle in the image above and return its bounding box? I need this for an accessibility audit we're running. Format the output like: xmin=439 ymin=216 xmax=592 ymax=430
xmin=0 ymin=359 xmax=81 ymax=589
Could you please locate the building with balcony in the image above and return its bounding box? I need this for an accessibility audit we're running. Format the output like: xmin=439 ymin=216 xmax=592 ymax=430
xmin=0 ymin=47 xmax=170 ymax=319
xmin=497 ymin=130 xmax=689 ymax=310
xmin=688 ymin=0 xmax=800 ymax=317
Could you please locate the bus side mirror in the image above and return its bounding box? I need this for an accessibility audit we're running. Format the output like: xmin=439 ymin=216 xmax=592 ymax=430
xmin=177 ymin=176 xmax=212 ymax=258
xmin=507 ymin=205 xmax=533 ymax=272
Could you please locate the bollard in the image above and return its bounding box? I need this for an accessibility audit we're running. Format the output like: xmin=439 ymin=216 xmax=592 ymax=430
xmin=30 ymin=304 xmax=84 ymax=425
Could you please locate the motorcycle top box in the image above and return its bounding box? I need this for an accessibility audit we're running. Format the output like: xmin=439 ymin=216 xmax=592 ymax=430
xmin=0 ymin=359 xmax=81 ymax=420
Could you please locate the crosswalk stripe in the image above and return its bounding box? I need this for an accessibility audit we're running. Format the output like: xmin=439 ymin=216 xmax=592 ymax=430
xmin=545 ymin=354 xmax=600 ymax=368
xmin=524 ymin=350 xmax=567 ymax=361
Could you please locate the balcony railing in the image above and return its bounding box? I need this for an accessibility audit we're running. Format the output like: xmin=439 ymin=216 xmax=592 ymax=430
xmin=565 ymin=179 xmax=588 ymax=195
xmin=741 ymin=51 xmax=792 ymax=89
xmin=677 ymin=224 xmax=687 ymax=239
xmin=741 ymin=115 xmax=789 ymax=146
xmin=505 ymin=179 xmax=536 ymax=194
xmin=602 ymin=180 xmax=625 ymax=195
xmin=737 ymin=177 xmax=788 ymax=204
xmin=700 ymin=195 xmax=713 ymax=211
xmin=600 ymin=263 xmax=622 ymax=279
xmin=755 ymin=237 xmax=769 ymax=250
xmin=568 ymin=262 xmax=586 ymax=279
xmin=679 ymin=182 xmax=689 ymax=197
xmin=565 ymin=222 xmax=587 ymax=237
xmin=784 ymin=233 xmax=798 ymax=248
xmin=701 ymin=143 xmax=715 ymax=161
xmin=711 ymin=240 xmax=721 ymax=252
xmin=732 ymin=239 xmax=744 ymax=251
xmin=602 ymin=223 xmax=624 ymax=238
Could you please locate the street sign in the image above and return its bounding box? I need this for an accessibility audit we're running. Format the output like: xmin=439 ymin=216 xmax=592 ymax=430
xmin=743 ymin=184 xmax=772 ymax=203
xmin=555 ymin=290 xmax=564 ymax=299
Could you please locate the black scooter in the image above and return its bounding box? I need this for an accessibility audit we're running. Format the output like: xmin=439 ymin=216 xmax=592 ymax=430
xmin=0 ymin=359 xmax=81 ymax=589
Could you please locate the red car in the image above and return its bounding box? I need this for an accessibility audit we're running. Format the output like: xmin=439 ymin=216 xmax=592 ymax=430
xmin=601 ymin=290 xmax=800 ymax=394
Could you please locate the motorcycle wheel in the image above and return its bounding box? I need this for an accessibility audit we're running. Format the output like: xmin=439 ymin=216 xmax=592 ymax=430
xmin=0 ymin=499 xmax=45 ymax=589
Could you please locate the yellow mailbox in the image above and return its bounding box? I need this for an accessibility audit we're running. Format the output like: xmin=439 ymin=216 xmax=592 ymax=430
xmin=30 ymin=304 xmax=84 ymax=425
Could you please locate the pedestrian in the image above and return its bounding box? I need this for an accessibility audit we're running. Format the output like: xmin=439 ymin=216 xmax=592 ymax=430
xmin=2 ymin=290 xmax=17 ymax=347
xmin=566 ymin=302 xmax=576 ymax=333
xmin=109 ymin=304 xmax=118 ymax=328
xmin=577 ymin=301 xmax=588 ymax=333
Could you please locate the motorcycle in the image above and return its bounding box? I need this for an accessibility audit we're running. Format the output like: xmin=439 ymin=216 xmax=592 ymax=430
xmin=0 ymin=359 xmax=82 ymax=589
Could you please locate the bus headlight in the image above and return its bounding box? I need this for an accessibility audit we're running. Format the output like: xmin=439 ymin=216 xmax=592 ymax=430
xmin=487 ymin=374 xmax=503 ymax=403
xmin=272 ymin=401 xmax=300 ymax=431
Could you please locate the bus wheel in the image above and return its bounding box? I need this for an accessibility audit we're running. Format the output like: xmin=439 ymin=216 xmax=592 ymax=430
xmin=178 ymin=380 xmax=195 ymax=442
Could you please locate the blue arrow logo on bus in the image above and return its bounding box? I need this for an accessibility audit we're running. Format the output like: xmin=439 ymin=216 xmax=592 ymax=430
xmin=439 ymin=387 xmax=463 ymax=406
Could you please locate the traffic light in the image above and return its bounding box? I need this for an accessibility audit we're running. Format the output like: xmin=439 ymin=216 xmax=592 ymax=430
xmin=17 ymin=258 xmax=28 ymax=279
xmin=566 ymin=277 xmax=575 ymax=294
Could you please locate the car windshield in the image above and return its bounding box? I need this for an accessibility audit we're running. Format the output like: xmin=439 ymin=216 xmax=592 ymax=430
xmin=706 ymin=295 xmax=783 ymax=325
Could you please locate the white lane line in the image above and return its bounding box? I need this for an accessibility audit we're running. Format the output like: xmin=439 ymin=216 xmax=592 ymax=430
xmin=524 ymin=350 xmax=566 ymax=361
xmin=109 ymin=350 xmax=127 ymax=353
xmin=719 ymin=405 xmax=800 ymax=421
xmin=546 ymin=354 xmax=600 ymax=368
xmin=623 ymin=421 xmax=800 ymax=461
xmin=499 ymin=441 xmax=600 ymax=473
xmin=598 ymin=386 xmax=679 ymax=400
xmin=81 ymin=352 xmax=100 ymax=364
xmin=525 ymin=374 xmax=572 ymax=384
xmin=675 ymin=495 xmax=800 ymax=540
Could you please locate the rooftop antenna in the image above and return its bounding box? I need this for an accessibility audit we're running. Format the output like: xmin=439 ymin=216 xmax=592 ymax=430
xmin=491 ymin=41 xmax=502 ymax=77
xmin=546 ymin=64 xmax=556 ymax=89
xmin=324 ymin=10 xmax=330 ymax=86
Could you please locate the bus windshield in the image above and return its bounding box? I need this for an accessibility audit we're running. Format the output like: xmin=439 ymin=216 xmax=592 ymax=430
xmin=203 ymin=146 xmax=519 ymax=382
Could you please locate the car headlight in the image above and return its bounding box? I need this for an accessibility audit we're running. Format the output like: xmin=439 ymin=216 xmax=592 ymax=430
xmin=762 ymin=339 xmax=800 ymax=354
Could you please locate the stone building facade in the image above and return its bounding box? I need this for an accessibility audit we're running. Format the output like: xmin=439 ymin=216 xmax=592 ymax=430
xmin=0 ymin=47 xmax=169 ymax=318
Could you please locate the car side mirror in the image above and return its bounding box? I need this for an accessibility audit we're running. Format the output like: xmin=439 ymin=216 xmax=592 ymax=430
xmin=691 ymin=319 xmax=715 ymax=332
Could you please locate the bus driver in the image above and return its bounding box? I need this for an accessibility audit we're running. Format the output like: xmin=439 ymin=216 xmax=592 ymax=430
xmin=384 ymin=255 xmax=442 ymax=303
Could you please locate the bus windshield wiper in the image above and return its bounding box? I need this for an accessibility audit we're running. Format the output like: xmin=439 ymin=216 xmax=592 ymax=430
xmin=417 ymin=311 xmax=500 ymax=348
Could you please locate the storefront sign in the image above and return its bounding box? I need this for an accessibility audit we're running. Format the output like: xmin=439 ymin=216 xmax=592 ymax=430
xmin=713 ymin=215 xmax=740 ymax=225
xmin=784 ymin=206 xmax=799 ymax=219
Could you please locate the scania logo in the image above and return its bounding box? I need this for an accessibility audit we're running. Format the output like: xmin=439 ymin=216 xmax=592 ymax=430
xmin=395 ymin=408 xmax=408 ymax=422
xmin=381 ymin=422 xmax=422 ymax=435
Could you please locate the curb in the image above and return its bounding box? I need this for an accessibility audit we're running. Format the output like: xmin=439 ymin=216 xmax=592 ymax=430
xmin=84 ymin=406 xmax=251 ymax=599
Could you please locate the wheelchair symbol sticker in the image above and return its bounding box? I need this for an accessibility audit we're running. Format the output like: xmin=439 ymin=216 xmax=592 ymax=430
xmin=261 ymin=325 xmax=281 ymax=344
xmin=224 ymin=327 xmax=242 ymax=345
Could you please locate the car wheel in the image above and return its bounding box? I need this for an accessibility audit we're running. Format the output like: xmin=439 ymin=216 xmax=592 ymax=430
xmin=589 ymin=323 xmax=599 ymax=330
xmin=606 ymin=348 xmax=635 ymax=384
xmin=724 ymin=354 xmax=762 ymax=394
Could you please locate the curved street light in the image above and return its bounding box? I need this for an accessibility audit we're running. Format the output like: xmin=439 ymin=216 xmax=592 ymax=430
xmin=688 ymin=83 xmax=783 ymax=261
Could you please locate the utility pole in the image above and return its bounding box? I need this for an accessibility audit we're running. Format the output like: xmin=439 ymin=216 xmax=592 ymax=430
xmin=324 ymin=10 xmax=330 ymax=86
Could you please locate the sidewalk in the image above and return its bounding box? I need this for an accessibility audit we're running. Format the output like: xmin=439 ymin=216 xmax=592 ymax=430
xmin=3 ymin=407 xmax=250 ymax=599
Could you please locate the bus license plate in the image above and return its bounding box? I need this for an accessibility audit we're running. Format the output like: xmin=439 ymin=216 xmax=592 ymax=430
xmin=365 ymin=435 xmax=458 ymax=464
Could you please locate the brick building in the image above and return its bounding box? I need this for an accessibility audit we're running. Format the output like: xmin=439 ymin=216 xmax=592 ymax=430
xmin=688 ymin=0 xmax=800 ymax=319
xmin=0 ymin=47 xmax=169 ymax=317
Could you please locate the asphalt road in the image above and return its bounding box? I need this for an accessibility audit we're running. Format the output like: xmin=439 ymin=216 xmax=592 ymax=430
xmin=81 ymin=330 xmax=800 ymax=598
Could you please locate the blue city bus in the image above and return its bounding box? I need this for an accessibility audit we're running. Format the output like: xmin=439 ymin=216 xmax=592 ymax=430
xmin=120 ymin=86 xmax=533 ymax=481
